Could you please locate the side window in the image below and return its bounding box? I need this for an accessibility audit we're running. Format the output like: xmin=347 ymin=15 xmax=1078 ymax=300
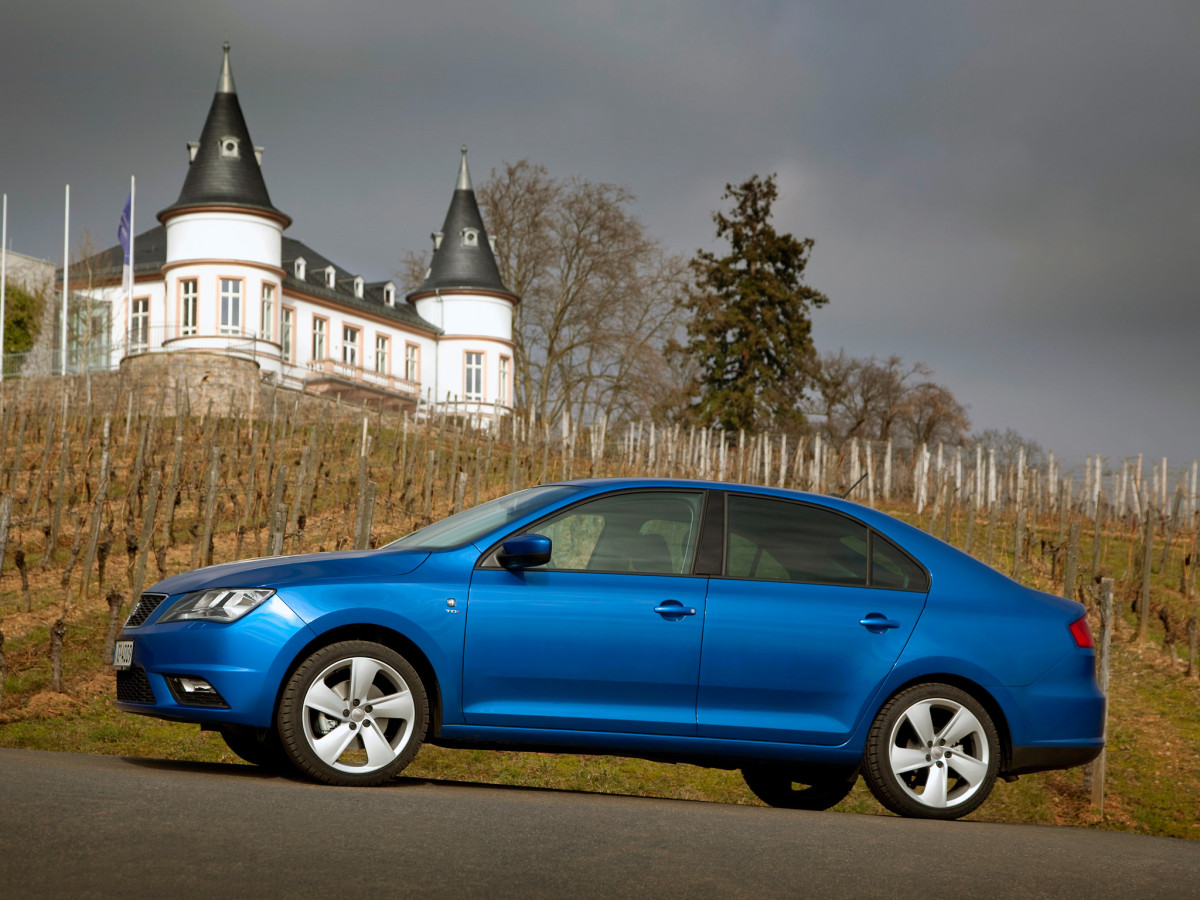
xmin=530 ymin=491 xmax=704 ymax=575
xmin=871 ymin=531 xmax=929 ymax=592
xmin=725 ymin=495 xmax=868 ymax=586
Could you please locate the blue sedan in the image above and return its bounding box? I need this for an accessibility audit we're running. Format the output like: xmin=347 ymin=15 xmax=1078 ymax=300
xmin=113 ymin=478 xmax=1104 ymax=819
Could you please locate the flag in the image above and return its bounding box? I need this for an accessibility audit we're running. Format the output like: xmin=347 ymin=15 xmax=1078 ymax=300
xmin=118 ymin=193 xmax=132 ymax=288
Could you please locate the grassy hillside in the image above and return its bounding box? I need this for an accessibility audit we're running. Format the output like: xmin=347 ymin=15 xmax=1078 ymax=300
xmin=0 ymin=377 xmax=1196 ymax=837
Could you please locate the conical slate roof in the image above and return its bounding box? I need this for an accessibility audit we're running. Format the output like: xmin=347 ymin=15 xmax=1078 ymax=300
xmin=158 ymin=43 xmax=289 ymax=225
xmin=410 ymin=147 xmax=510 ymax=296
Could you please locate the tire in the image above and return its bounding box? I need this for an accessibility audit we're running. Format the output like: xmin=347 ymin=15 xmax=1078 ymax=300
xmin=278 ymin=640 xmax=429 ymax=786
xmin=742 ymin=764 xmax=858 ymax=811
xmin=218 ymin=725 xmax=291 ymax=771
xmin=863 ymin=683 xmax=1000 ymax=820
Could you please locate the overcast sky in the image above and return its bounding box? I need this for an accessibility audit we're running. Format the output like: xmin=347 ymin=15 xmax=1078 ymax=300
xmin=2 ymin=0 xmax=1197 ymax=472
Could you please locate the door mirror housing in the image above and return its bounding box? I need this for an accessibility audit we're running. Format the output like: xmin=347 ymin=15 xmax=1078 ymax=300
xmin=497 ymin=534 xmax=552 ymax=570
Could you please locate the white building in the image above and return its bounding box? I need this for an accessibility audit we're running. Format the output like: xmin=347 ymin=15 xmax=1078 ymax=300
xmin=73 ymin=44 xmax=516 ymax=417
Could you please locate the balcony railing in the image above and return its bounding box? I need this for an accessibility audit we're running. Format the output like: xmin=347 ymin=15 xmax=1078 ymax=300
xmin=305 ymin=357 xmax=420 ymax=397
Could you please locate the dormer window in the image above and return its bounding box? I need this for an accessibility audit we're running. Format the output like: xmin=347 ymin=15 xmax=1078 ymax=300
xmin=432 ymin=231 xmax=444 ymax=251
xmin=324 ymin=266 xmax=336 ymax=289
xmin=219 ymin=136 xmax=241 ymax=159
xmin=294 ymin=257 xmax=306 ymax=280
xmin=187 ymin=141 xmax=200 ymax=163
xmin=353 ymin=276 xmax=364 ymax=299
xmin=383 ymin=282 xmax=396 ymax=306
xmin=488 ymin=235 xmax=498 ymax=253
xmin=461 ymin=227 xmax=479 ymax=247
xmin=254 ymin=146 xmax=263 ymax=165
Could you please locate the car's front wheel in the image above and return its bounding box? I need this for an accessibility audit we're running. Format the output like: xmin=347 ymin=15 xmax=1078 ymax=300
xmin=863 ymin=682 xmax=1000 ymax=820
xmin=742 ymin=764 xmax=858 ymax=810
xmin=278 ymin=640 xmax=428 ymax=786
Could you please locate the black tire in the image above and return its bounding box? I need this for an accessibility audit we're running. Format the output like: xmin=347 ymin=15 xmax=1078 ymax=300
xmin=218 ymin=725 xmax=291 ymax=771
xmin=278 ymin=640 xmax=428 ymax=786
xmin=742 ymin=764 xmax=858 ymax=811
xmin=863 ymin=682 xmax=1000 ymax=820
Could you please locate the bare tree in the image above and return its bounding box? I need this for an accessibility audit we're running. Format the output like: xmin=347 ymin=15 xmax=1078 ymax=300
xmin=902 ymin=381 xmax=971 ymax=446
xmin=806 ymin=351 xmax=938 ymax=447
xmin=477 ymin=161 xmax=687 ymax=428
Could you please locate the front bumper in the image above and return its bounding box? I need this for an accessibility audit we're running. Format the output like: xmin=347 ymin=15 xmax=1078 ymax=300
xmin=113 ymin=595 xmax=315 ymax=728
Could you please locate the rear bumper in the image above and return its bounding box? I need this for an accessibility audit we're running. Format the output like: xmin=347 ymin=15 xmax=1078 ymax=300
xmin=1006 ymin=742 xmax=1103 ymax=776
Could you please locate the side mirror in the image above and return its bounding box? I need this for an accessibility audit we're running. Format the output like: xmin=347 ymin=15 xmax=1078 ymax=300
xmin=497 ymin=534 xmax=552 ymax=570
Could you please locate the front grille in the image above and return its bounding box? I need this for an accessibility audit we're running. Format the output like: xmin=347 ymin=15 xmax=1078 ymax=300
xmin=125 ymin=593 xmax=168 ymax=627
xmin=116 ymin=667 xmax=156 ymax=704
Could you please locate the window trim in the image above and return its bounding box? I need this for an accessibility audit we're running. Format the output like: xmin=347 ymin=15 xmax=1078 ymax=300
xmin=375 ymin=334 xmax=389 ymax=375
xmin=311 ymin=314 xmax=328 ymax=361
xmin=128 ymin=295 xmax=150 ymax=352
xmin=718 ymin=491 xmax=929 ymax=591
xmin=280 ymin=305 xmax=295 ymax=363
xmin=477 ymin=487 xmax=709 ymax=576
xmin=218 ymin=275 xmax=243 ymax=336
xmin=463 ymin=349 xmax=485 ymax=402
xmin=404 ymin=342 xmax=420 ymax=382
xmin=179 ymin=278 xmax=199 ymax=337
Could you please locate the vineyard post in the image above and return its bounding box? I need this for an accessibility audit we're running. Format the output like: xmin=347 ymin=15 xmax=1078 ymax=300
xmin=1137 ymin=504 xmax=1153 ymax=643
xmin=1090 ymin=576 xmax=1114 ymax=810
xmin=1064 ymin=521 xmax=1080 ymax=603
xmin=0 ymin=493 xmax=12 ymax=583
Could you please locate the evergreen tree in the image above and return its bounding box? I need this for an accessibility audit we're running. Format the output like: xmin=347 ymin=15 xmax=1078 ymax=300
xmin=2 ymin=282 xmax=45 ymax=355
xmin=681 ymin=174 xmax=828 ymax=432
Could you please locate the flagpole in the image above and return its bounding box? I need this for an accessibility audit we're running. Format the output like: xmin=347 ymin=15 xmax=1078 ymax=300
xmin=129 ymin=176 xmax=136 ymax=358
xmin=62 ymin=184 xmax=69 ymax=377
xmin=1 ymin=192 xmax=7 ymax=383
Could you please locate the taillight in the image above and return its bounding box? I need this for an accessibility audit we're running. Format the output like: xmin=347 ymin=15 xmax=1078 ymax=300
xmin=1068 ymin=614 xmax=1094 ymax=648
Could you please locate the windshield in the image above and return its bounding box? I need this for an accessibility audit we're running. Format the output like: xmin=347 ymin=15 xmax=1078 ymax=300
xmin=385 ymin=485 xmax=583 ymax=550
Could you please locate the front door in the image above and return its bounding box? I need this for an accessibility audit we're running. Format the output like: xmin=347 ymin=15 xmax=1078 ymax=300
xmin=463 ymin=489 xmax=709 ymax=735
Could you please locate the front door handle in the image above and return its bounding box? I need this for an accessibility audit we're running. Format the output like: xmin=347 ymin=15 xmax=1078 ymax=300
xmin=654 ymin=600 xmax=697 ymax=619
xmin=859 ymin=613 xmax=901 ymax=633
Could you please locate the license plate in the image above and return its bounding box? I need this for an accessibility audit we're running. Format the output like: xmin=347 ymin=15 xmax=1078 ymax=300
xmin=113 ymin=640 xmax=133 ymax=670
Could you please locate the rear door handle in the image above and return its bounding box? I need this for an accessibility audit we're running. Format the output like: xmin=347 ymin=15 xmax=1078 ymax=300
xmin=859 ymin=613 xmax=900 ymax=632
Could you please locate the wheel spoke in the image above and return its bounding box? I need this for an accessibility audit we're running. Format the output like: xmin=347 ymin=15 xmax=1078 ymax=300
xmin=349 ymin=657 xmax=381 ymax=704
xmin=903 ymin=700 xmax=937 ymax=747
xmin=890 ymin=746 xmax=931 ymax=775
xmin=939 ymin=706 xmax=982 ymax=748
xmin=304 ymin=680 xmax=348 ymax=719
xmin=921 ymin=763 xmax=949 ymax=808
xmin=369 ymin=690 xmax=414 ymax=723
xmin=948 ymin=751 xmax=989 ymax=786
xmin=312 ymin=722 xmax=359 ymax=766
xmin=360 ymin=722 xmax=399 ymax=768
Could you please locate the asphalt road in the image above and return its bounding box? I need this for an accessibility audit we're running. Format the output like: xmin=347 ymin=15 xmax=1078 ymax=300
xmin=1 ymin=749 xmax=1196 ymax=899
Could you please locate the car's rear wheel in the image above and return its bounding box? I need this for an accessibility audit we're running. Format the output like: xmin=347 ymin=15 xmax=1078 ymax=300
xmin=278 ymin=640 xmax=428 ymax=786
xmin=863 ymin=682 xmax=999 ymax=820
xmin=742 ymin=764 xmax=858 ymax=810
xmin=218 ymin=725 xmax=291 ymax=771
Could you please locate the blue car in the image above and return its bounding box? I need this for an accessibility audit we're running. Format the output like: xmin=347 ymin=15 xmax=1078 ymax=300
xmin=113 ymin=478 xmax=1104 ymax=819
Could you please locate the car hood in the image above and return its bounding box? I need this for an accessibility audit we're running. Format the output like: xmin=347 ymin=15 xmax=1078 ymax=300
xmin=145 ymin=548 xmax=431 ymax=595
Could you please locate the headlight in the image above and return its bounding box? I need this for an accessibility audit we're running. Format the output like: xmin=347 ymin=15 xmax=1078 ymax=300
xmin=158 ymin=588 xmax=276 ymax=624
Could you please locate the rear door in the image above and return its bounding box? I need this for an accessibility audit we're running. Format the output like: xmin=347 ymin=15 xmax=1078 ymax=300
xmin=697 ymin=493 xmax=928 ymax=745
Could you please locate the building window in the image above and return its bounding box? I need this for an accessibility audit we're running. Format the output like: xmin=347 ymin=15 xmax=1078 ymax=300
xmin=499 ymin=355 xmax=510 ymax=406
xmin=129 ymin=297 xmax=149 ymax=353
xmin=181 ymin=279 xmax=198 ymax=336
xmin=219 ymin=136 xmax=240 ymax=158
xmin=375 ymin=335 xmax=389 ymax=375
xmin=405 ymin=343 xmax=419 ymax=382
xmin=261 ymin=284 xmax=274 ymax=341
xmin=464 ymin=351 xmax=484 ymax=401
xmin=343 ymin=325 xmax=359 ymax=366
xmin=281 ymin=307 xmax=294 ymax=363
xmin=219 ymin=278 xmax=242 ymax=335
xmin=312 ymin=317 xmax=327 ymax=361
